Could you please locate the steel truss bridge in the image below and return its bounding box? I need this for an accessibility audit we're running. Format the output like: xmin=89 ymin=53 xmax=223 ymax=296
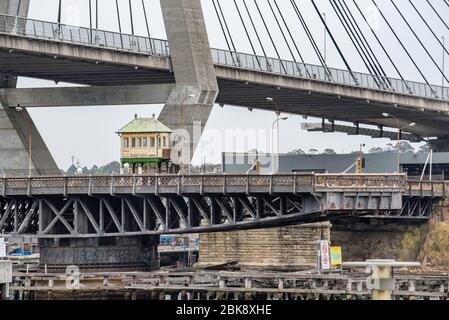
xmin=0 ymin=174 xmax=445 ymax=239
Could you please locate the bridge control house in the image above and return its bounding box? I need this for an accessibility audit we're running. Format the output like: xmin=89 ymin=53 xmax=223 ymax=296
xmin=117 ymin=114 xmax=178 ymax=174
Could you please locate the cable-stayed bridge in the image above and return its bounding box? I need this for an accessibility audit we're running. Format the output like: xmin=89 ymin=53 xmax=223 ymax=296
xmin=0 ymin=0 xmax=447 ymax=269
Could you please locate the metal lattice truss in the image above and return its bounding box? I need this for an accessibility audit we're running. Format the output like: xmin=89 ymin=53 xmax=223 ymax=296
xmin=0 ymin=173 xmax=445 ymax=238
xmin=0 ymin=194 xmax=316 ymax=238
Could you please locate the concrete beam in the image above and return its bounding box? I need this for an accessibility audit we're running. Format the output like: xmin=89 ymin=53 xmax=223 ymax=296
xmin=0 ymin=84 xmax=174 ymax=107
xmin=215 ymin=66 xmax=449 ymax=115
xmin=159 ymin=0 xmax=219 ymax=162
xmin=301 ymin=122 xmax=422 ymax=143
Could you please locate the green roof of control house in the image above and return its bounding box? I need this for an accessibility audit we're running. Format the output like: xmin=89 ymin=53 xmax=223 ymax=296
xmin=117 ymin=114 xmax=172 ymax=134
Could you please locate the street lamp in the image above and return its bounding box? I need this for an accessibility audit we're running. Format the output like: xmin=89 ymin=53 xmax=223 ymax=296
xmin=14 ymin=105 xmax=32 ymax=176
xmin=271 ymin=116 xmax=289 ymax=174
xmin=382 ymin=113 xmax=416 ymax=173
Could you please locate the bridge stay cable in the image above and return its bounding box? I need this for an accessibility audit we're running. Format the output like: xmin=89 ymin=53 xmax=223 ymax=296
xmin=252 ymin=0 xmax=287 ymax=74
xmin=426 ymin=0 xmax=449 ymax=32
xmin=330 ymin=0 xmax=383 ymax=88
xmin=370 ymin=0 xmax=432 ymax=89
xmin=310 ymin=0 xmax=358 ymax=84
xmin=115 ymin=0 xmax=124 ymax=49
xmin=266 ymin=0 xmax=301 ymax=74
xmin=336 ymin=0 xmax=392 ymax=89
xmin=290 ymin=0 xmax=331 ymax=79
xmin=212 ymin=0 xmax=238 ymax=66
xmin=351 ymin=0 xmax=407 ymax=88
xmin=141 ymin=0 xmax=154 ymax=54
xmin=88 ymin=0 xmax=93 ymax=44
xmin=57 ymin=0 xmax=62 ymax=35
xmin=390 ymin=0 xmax=449 ymax=86
xmin=216 ymin=0 xmax=240 ymax=65
xmin=128 ymin=0 xmax=134 ymax=35
xmin=409 ymin=0 xmax=449 ymax=57
xmin=233 ymin=0 xmax=262 ymax=69
xmin=241 ymin=0 xmax=271 ymax=69
xmin=96 ymin=0 xmax=98 ymax=29
xmin=271 ymin=0 xmax=311 ymax=77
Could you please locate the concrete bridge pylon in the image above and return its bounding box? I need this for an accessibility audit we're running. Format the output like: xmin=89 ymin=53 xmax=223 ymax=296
xmin=0 ymin=0 xmax=59 ymax=176
xmin=158 ymin=0 xmax=219 ymax=163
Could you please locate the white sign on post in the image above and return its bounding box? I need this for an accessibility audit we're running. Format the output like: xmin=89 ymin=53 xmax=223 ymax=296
xmin=320 ymin=240 xmax=331 ymax=271
xmin=0 ymin=238 xmax=6 ymax=258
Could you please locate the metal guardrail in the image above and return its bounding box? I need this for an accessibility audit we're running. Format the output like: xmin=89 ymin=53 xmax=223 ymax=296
xmin=0 ymin=173 xmax=444 ymax=197
xmin=0 ymin=13 xmax=448 ymax=101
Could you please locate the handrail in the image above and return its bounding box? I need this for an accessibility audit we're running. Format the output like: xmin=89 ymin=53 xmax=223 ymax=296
xmin=0 ymin=173 xmax=442 ymax=192
xmin=0 ymin=13 xmax=448 ymax=101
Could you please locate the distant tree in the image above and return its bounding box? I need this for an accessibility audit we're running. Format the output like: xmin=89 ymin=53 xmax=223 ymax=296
xmin=99 ymin=161 xmax=121 ymax=174
xmin=288 ymin=149 xmax=306 ymax=155
xmin=382 ymin=143 xmax=393 ymax=152
xmin=308 ymin=149 xmax=318 ymax=155
xmin=397 ymin=141 xmax=415 ymax=154
xmin=90 ymin=165 xmax=99 ymax=174
xmin=418 ymin=144 xmax=430 ymax=154
xmin=66 ymin=164 xmax=78 ymax=175
xmin=368 ymin=147 xmax=385 ymax=154
xmin=82 ymin=167 xmax=90 ymax=175
xmin=322 ymin=149 xmax=337 ymax=155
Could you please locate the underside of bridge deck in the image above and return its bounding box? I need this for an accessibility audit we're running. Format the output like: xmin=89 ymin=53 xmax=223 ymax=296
xmin=0 ymin=44 xmax=447 ymax=140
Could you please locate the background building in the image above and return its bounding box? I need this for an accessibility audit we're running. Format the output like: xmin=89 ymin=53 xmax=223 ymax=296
xmin=222 ymin=152 xmax=449 ymax=179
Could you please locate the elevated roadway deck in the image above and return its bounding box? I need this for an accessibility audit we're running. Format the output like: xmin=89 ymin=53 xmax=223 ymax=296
xmin=0 ymin=14 xmax=448 ymax=139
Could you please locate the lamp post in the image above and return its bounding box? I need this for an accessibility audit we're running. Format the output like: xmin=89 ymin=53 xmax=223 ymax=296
xmin=179 ymin=94 xmax=195 ymax=174
xmin=14 ymin=105 xmax=32 ymax=176
xmin=270 ymin=116 xmax=289 ymax=174
xmin=382 ymin=113 xmax=416 ymax=173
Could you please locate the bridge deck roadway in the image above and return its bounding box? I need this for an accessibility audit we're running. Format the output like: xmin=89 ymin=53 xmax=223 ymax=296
xmin=0 ymin=174 xmax=445 ymax=238
xmin=0 ymin=15 xmax=448 ymax=138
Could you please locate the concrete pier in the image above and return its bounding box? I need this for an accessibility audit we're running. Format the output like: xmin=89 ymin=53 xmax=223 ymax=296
xmin=0 ymin=260 xmax=12 ymax=300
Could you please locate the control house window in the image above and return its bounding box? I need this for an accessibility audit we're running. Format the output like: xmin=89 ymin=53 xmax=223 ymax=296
xmin=123 ymin=138 xmax=129 ymax=148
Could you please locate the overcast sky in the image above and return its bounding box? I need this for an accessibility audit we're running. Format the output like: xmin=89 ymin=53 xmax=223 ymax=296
xmin=19 ymin=0 xmax=449 ymax=169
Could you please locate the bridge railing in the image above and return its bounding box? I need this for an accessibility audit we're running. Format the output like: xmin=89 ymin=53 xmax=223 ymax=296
xmin=314 ymin=174 xmax=406 ymax=191
xmin=0 ymin=14 xmax=170 ymax=56
xmin=0 ymin=14 xmax=448 ymax=102
xmin=0 ymin=173 xmax=444 ymax=197
xmin=0 ymin=174 xmax=317 ymax=196
xmin=211 ymin=49 xmax=449 ymax=101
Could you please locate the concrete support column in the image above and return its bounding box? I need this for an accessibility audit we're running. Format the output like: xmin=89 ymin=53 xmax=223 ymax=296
xmin=0 ymin=0 xmax=59 ymax=176
xmin=0 ymin=283 xmax=9 ymax=300
xmin=159 ymin=0 xmax=219 ymax=161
